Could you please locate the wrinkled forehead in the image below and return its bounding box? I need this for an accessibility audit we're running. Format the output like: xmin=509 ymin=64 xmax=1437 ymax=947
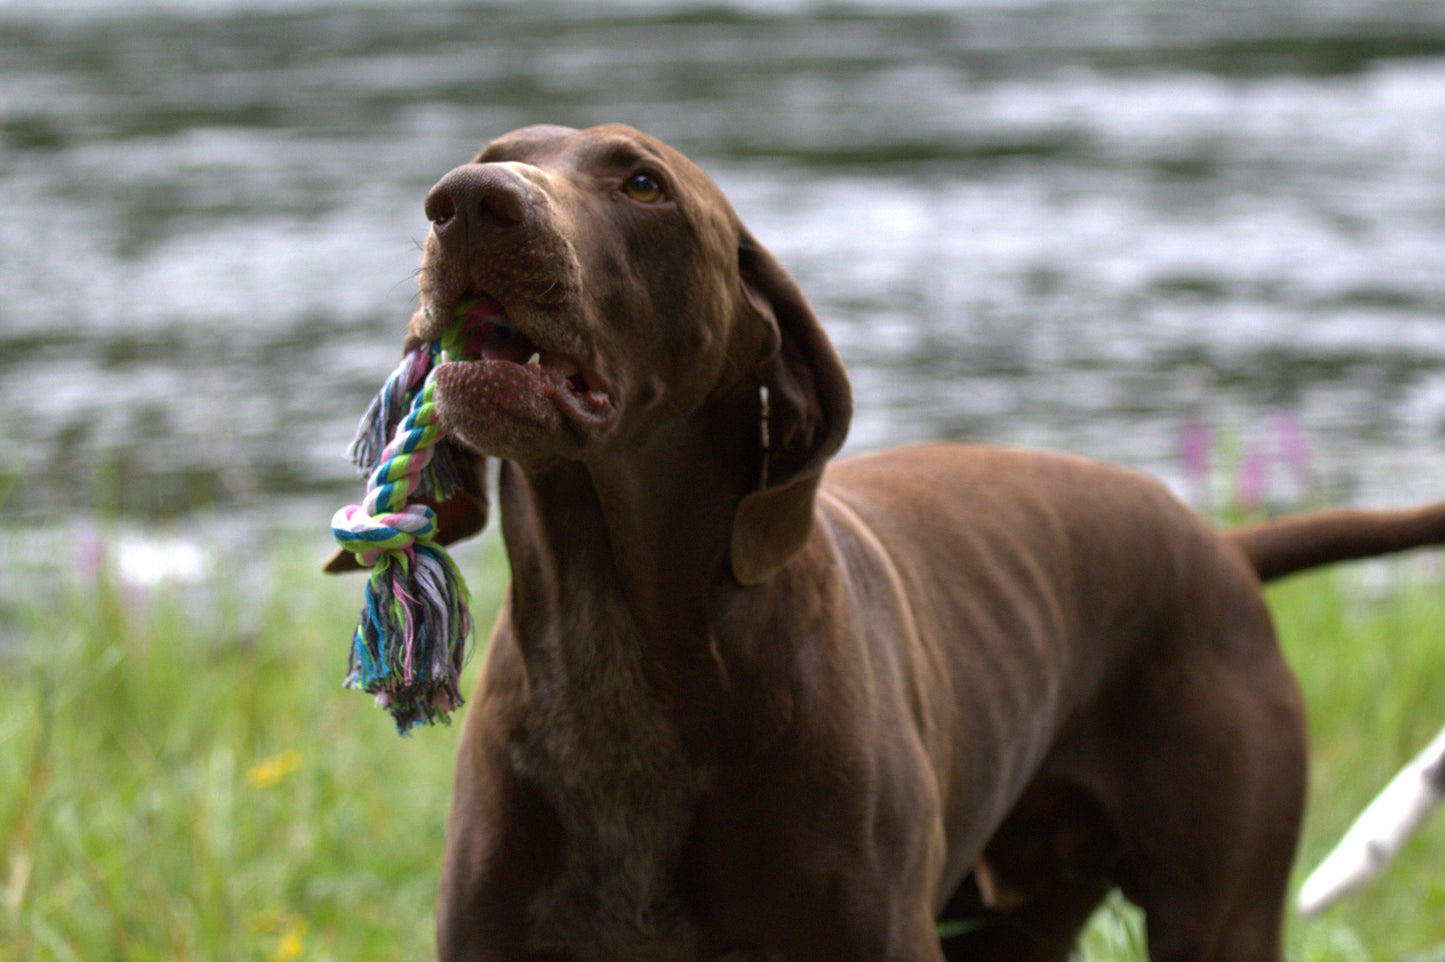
xmin=475 ymin=123 xmax=736 ymax=220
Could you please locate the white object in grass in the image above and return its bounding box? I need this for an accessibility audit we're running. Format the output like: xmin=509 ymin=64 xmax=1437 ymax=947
xmin=1298 ymin=721 xmax=1445 ymax=916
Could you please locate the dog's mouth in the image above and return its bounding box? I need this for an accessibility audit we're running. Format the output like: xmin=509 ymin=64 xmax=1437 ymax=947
xmin=437 ymin=294 xmax=615 ymax=434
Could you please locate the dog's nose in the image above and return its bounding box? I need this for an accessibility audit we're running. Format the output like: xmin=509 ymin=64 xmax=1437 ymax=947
xmin=424 ymin=164 xmax=531 ymax=249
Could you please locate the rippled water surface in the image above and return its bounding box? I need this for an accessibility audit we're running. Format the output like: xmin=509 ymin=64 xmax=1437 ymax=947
xmin=5 ymin=0 xmax=1445 ymax=579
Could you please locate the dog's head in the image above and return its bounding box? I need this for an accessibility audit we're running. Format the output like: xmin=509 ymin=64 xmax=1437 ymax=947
xmin=338 ymin=124 xmax=851 ymax=583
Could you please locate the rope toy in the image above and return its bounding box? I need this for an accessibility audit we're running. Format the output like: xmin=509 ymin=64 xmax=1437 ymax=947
xmin=331 ymin=314 xmax=474 ymax=732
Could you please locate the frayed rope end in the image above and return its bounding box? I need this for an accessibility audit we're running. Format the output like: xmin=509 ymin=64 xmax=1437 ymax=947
xmin=333 ymin=336 xmax=475 ymax=733
xmin=345 ymin=545 xmax=472 ymax=732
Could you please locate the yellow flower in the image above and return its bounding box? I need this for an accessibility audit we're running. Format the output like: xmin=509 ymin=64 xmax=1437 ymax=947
xmin=251 ymin=910 xmax=308 ymax=961
xmin=270 ymin=916 xmax=307 ymax=962
xmin=245 ymin=749 xmax=302 ymax=789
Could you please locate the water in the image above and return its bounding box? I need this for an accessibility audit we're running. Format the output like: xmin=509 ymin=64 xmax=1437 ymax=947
xmin=5 ymin=0 xmax=1445 ymax=590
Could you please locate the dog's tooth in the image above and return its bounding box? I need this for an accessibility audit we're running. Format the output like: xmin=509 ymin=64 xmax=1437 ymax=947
xmin=526 ymin=352 xmax=542 ymax=368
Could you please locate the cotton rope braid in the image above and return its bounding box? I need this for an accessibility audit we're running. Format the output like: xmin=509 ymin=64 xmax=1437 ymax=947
xmin=332 ymin=317 xmax=473 ymax=733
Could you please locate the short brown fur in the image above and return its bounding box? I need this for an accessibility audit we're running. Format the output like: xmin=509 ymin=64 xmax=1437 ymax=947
xmin=331 ymin=124 xmax=1445 ymax=961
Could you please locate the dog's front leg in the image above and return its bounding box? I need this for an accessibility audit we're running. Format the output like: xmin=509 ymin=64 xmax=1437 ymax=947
xmin=437 ymin=687 xmax=562 ymax=962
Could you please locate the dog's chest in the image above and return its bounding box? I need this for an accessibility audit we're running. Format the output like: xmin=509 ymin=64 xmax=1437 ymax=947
xmin=512 ymin=608 xmax=710 ymax=960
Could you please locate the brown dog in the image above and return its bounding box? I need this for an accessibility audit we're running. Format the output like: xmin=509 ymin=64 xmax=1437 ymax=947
xmin=338 ymin=124 xmax=1445 ymax=961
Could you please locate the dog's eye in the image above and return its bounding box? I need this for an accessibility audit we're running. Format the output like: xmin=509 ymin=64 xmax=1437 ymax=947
xmin=621 ymin=172 xmax=666 ymax=204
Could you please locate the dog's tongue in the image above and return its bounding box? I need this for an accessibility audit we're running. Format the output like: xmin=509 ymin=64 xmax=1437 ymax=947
xmin=462 ymin=296 xmax=505 ymax=325
xmin=449 ymin=296 xmax=507 ymax=359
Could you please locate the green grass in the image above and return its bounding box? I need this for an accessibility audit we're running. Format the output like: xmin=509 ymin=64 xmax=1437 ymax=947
xmin=1 ymin=533 xmax=506 ymax=962
xmin=3 ymin=535 xmax=1445 ymax=960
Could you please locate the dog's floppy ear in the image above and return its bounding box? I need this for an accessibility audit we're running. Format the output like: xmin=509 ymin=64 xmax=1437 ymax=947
xmin=323 ymin=449 xmax=490 ymax=574
xmin=730 ymin=228 xmax=852 ymax=585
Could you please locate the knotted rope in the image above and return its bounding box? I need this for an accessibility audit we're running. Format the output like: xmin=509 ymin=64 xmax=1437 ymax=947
xmin=331 ymin=320 xmax=474 ymax=732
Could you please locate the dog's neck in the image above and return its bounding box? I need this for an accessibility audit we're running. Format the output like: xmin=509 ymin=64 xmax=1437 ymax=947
xmin=496 ymin=388 xmax=763 ymax=669
xmin=488 ymin=393 xmax=767 ymax=955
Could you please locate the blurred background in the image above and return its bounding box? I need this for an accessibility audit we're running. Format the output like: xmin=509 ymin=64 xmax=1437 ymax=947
xmin=5 ymin=1 xmax=1445 ymax=957
xmin=5 ymin=0 xmax=1445 ymax=604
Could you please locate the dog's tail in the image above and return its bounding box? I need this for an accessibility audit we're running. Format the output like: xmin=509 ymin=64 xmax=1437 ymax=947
xmin=1229 ymin=502 xmax=1445 ymax=583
